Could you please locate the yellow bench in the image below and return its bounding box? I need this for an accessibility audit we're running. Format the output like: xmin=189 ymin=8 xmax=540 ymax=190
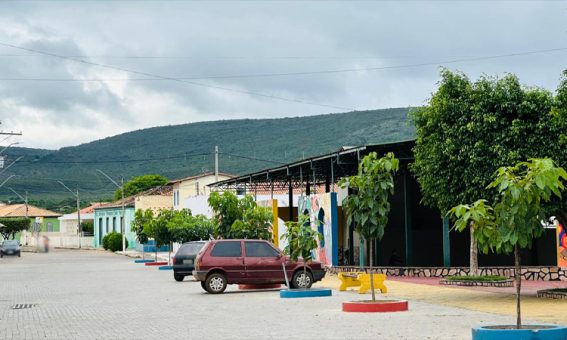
xmin=338 ymin=272 xmax=388 ymax=294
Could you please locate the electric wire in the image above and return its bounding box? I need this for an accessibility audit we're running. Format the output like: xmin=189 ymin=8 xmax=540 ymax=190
xmin=2 ymin=47 xmax=566 ymax=82
xmin=0 ymin=42 xmax=354 ymax=111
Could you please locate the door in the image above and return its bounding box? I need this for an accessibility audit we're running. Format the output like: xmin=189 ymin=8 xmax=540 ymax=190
xmin=244 ymin=241 xmax=284 ymax=283
xmin=209 ymin=241 xmax=245 ymax=282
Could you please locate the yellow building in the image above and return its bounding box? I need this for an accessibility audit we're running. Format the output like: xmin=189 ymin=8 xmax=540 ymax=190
xmin=169 ymin=172 xmax=233 ymax=210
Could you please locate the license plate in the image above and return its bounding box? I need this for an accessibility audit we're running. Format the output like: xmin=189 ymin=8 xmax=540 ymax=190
xmin=183 ymin=259 xmax=193 ymax=265
xmin=7 ymin=251 xmax=13 ymax=254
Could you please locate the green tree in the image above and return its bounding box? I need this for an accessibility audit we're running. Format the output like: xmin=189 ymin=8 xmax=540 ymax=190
xmin=167 ymin=209 xmax=215 ymax=243
xmin=131 ymin=209 xmax=153 ymax=245
xmin=449 ymin=158 xmax=567 ymax=328
xmin=339 ymin=152 xmax=399 ymax=301
xmin=411 ymin=69 xmax=567 ymax=274
xmin=114 ymin=174 xmax=168 ymax=200
xmin=229 ymin=207 xmax=273 ymax=240
xmin=280 ymin=214 xmax=321 ymax=289
xmin=207 ymin=191 xmax=256 ymax=238
xmin=143 ymin=209 xmax=174 ymax=262
xmin=0 ymin=218 xmax=31 ymax=240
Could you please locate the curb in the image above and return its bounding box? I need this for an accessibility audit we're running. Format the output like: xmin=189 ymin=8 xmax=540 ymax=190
xmin=342 ymin=300 xmax=408 ymax=313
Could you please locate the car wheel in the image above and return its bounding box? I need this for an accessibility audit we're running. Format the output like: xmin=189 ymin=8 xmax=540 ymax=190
xmin=205 ymin=273 xmax=227 ymax=294
xmin=292 ymin=270 xmax=313 ymax=289
xmin=200 ymin=281 xmax=207 ymax=291
xmin=17 ymin=252 xmax=21 ymax=257
xmin=174 ymin=273 xmax=184 ymax=282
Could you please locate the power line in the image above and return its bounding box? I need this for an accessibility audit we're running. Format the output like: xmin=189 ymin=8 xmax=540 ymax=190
xmin=0 ymin=42 xmax=354 ymax=111
xmin=2 ymin=46 xmax=566 ymax=82
xmin=220 ymin=152 xmax=285 ymax=165
xmin=14 ymin=152 xmax=212 ymax=164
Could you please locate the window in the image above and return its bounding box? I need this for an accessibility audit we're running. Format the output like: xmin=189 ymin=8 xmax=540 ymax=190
xmin=211 ymin=241 xmax=242 ymax=257
xmin=177 ymin=242 xmax=206 ymax=255
xmin=106 ymin=217 xmax=110 ymax=233
xmin=47 ymin=222 xmax=53 ymax=232
xmin=173 ymin=190 xmax=179 ymax=206
xmin=112 ymin=217 xmax=116 ymax=232
xmin=245 ymin=242 xmax=279 ymax=257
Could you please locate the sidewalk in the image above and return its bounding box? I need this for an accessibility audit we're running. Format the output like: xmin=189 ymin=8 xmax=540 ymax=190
xmin=316 ymin=274 xmax=567 ymax=325
xmin=118 ymin=250 xmax=173 ymax=263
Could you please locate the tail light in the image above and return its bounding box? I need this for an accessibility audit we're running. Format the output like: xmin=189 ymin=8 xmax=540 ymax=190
xmin=196 ymin=257 xmax=202 ymax=270
xmin=172 ymin=257 xmax=176 ymax=265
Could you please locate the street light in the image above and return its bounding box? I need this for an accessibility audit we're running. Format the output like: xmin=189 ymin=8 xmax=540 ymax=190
xmin=0 ymin=156 xmax=23 ymax=175
xmin=57 ymin=181 xmax=82 ymax=249
xmin=0 ymin=142 xmax=20 ymax=155
xmin=96 ymin=169 xmax=126 ymax=253
xmin=0 ymin=174 xmax=15 ymax=188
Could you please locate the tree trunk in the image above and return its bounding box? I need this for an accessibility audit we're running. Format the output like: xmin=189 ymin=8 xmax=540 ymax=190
xmin=514 ymin=244 xmax=522 ymax=329
xmin=303 ymin=263 xmax=307 ymax=290
xmin=369 ymin=240 xmax=376 ymax=302
xmin=470 ymin=222 xmax=479 ymax=276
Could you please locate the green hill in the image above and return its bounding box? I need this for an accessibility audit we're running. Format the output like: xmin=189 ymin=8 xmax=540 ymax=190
xmin=1 ymin=108 xmax=415 ymax=208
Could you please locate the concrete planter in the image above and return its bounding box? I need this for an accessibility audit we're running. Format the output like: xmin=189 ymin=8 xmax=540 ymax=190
xmin=472 ymin=325 xmax=567 ymax=340
xmin=440 ymin=279 xmax=514 ymax=287
xmin=342 ymin=300 xmax=408 ymax=313
xmin=537 ymin=289 xmax=567 ymax=300
xmin=279 ymin=288 xmax=332 ymax=298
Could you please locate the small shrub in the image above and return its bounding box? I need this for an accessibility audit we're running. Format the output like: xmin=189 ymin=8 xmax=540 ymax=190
xmin=446 ymin=275 xmax=508 ymax=282
xmin=103 ymin=232 xmax=128 ymax=252
xmin=102 ymin=233 xmax=111 ymax=250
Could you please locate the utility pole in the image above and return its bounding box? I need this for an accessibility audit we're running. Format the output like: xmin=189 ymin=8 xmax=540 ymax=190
xmin=96 ymin=169 xmax=126 ymax=253
xmin=214 ymin=145 xmax=219 ymax=182
xmin=57 ymin=181 xmax=82 ymax=249
xmin=7 ymin=187 xmax=31 ymax=245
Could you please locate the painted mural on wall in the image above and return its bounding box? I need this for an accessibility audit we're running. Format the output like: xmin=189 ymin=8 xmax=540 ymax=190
xmin=298 ymin=192 xmax=338 ymax=266
xmin=557 ymin=220 xmax=567 ymax=268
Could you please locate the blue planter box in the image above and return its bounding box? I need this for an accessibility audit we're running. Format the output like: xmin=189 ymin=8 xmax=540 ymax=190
xmin=136 ymin=240 xmax=170 ymax=253
xmin=472 ymin=325 xmax=567 ymax=340
xmin=280 ymin=288 xmax=332 ymax=298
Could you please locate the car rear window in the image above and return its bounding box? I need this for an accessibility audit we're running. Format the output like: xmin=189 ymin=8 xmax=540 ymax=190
xmin=176 ymin=243 xmax=205 ymax=256
xmin=210 ymin=241 xmax=242 ymax=257
xmin=245 ymin=242 xmax=279 ymax=257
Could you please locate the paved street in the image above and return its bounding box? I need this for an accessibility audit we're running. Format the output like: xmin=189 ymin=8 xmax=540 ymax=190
xmin=1 ymin=250 xmax=521 ymax=339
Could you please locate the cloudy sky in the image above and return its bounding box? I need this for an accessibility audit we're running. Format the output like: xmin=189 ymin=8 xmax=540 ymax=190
xmin=0 ymin=0 xmax=566 ymax=149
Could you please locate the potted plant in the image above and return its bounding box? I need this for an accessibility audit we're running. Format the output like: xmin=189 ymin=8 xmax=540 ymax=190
xmin=279 ymin=215 xmax=331 ymax=298
xmin=450 ymin=158 xmax=567 ymax=338
xmin=338 ymin=152 xmax=407 ymax=312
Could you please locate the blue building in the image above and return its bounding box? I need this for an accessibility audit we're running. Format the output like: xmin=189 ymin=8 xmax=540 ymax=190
xmin=93 ymin=198 xmax=136 ymax=249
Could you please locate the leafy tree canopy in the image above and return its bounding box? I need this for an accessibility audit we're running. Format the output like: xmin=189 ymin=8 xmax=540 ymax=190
xmin=281 ymin=214 xmax=321 ymax=263
xmin=142 ymin=209 xmax=173 ymax=248
xmin=411 ymin=69 xmax=567 ymax=222
xmin=115 ymin=174 xmax=168 ymax=201
xmin=0 ymin=218 xmax=31 ymax=240
xmin=167 ymin=209 xmax=214 ymax=243
xmin=208 ymin=192 xmax=268 ymax=238
xmin=339 ymin=152 xmax=399 ymax=241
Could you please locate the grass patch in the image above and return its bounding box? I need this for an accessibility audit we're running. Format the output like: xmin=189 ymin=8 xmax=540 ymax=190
xmin=445 ymin=275 xmax=509 ymax=282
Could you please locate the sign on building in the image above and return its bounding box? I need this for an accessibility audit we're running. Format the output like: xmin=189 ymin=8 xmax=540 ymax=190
xmin=557 ymin=221 xmax=567 ymax=268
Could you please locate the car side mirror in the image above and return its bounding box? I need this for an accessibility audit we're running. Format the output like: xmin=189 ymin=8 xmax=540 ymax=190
xmin=276 ymin=253 xmax=283 ymax=259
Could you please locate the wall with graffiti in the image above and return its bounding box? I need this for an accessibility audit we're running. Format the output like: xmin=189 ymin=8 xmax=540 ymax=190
xmin=298 ymin=192 xmax=338 ymax=266
xmin=558 ymin=221 xmax=567 ymax=268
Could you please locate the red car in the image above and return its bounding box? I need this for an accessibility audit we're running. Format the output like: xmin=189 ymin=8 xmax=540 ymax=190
xmin=192 ymin=239 xmax=325 ymax=294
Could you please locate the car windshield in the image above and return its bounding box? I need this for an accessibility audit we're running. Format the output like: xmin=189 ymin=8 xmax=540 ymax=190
xmin=176 ymin=242 xmax=205 ymax=256
xmin=3 ymin=240 xmax=18 ymax=246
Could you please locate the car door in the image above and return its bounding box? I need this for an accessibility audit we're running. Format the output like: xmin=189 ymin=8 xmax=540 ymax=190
xmin=244 ymin=241 xmax=284 ymax=283
xmin=209 ymin=241 xmax=245 ymax=282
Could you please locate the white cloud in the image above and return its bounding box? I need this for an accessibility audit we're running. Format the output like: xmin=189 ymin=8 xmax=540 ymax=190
xmin=0 ymin=1 xmax=566 ymax=149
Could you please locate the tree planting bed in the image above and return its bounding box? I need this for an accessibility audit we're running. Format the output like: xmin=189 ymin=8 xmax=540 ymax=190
xmin=440 ymin=275 xmax=513 ymax=287
xmin=536 ymin=288 xmax=567 ymax=300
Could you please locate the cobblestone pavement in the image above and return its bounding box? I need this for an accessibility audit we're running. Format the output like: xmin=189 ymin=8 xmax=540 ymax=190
xmin=0 ymin=250 xmax=525 ymax=339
